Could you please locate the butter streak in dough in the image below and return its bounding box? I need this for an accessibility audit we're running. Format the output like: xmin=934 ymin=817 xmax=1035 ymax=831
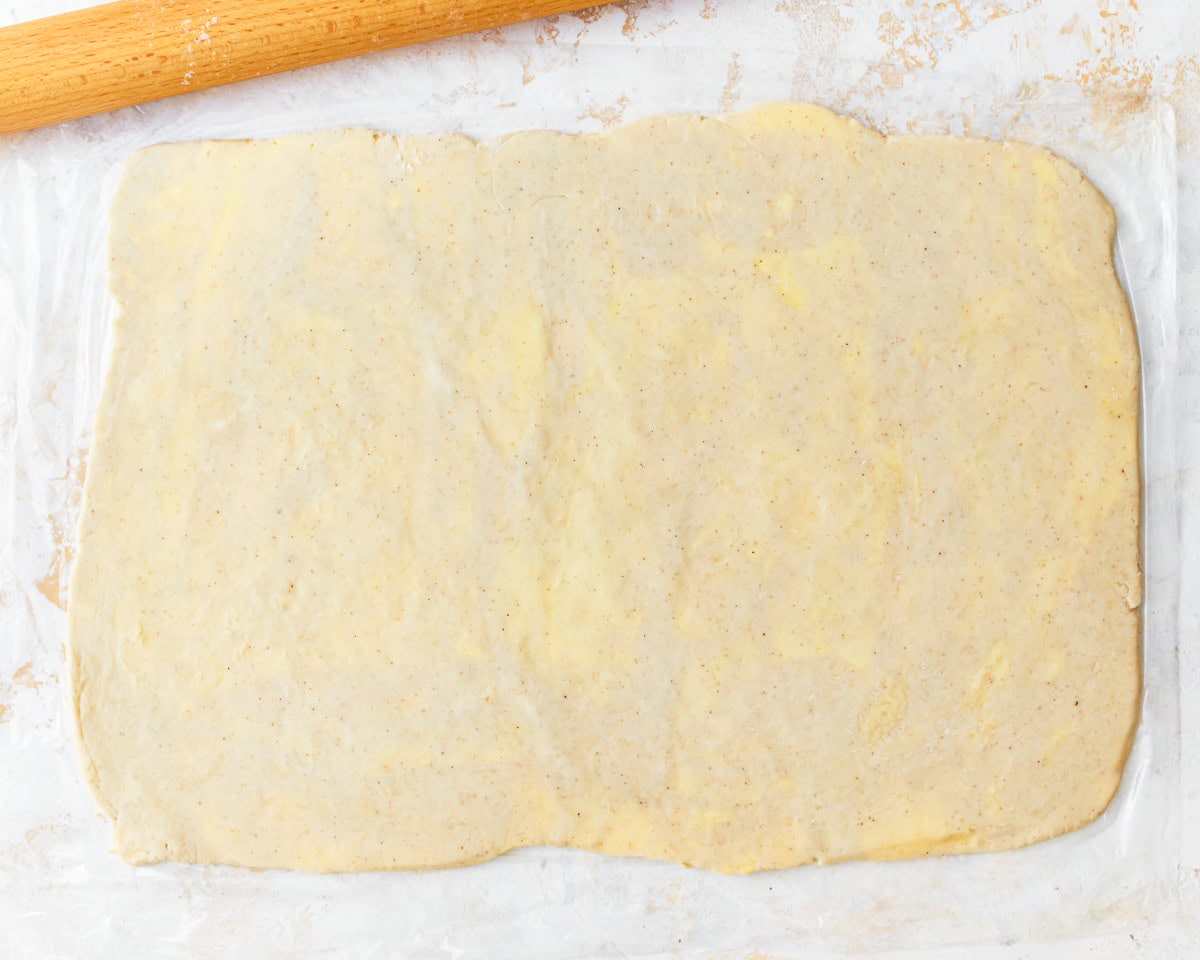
xmin=69 ymin=105 xmax=1141 ymax=873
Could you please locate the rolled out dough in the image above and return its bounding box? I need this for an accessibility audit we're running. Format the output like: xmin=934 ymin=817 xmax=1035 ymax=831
xmin=69 ymin=104 xmax=1141 ymax=873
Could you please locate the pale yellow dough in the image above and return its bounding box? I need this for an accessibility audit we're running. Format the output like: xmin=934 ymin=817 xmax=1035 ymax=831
xmin=69 ymin=104 xmax=1141 ymax=873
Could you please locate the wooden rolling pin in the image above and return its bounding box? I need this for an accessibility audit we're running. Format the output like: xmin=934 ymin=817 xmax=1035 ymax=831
xmin=0 ymin=0 xmax=601 ymax=135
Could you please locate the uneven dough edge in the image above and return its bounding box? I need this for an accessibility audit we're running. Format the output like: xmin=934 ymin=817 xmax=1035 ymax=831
xmin=68 ymin=102 xmax=1141 ymax=873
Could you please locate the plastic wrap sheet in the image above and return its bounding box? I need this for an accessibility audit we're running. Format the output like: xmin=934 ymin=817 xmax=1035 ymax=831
xmin=0 ymin=3 xmax=1183 ymax=956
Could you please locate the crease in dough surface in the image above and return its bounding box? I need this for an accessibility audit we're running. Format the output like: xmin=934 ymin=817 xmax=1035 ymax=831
xmin=68 ymin=103 xmax=1141 ymax=873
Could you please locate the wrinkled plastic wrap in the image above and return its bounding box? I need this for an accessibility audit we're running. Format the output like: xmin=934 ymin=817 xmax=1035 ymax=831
xmin=0 ymin=3 xmax=1183 ymax=956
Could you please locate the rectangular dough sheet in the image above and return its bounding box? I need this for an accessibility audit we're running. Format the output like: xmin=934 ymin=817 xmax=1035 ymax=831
xmin=69 ymin=104 xmax=1141 ymax=873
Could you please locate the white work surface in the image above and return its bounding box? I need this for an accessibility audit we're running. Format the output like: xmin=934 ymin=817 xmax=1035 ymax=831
xmin=1 ymin=0 xmax=1199 ymax=956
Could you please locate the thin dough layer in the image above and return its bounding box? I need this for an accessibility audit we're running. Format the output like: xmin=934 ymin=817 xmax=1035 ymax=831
xmin=69 ymin=104 xmax=1141 ymax=873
